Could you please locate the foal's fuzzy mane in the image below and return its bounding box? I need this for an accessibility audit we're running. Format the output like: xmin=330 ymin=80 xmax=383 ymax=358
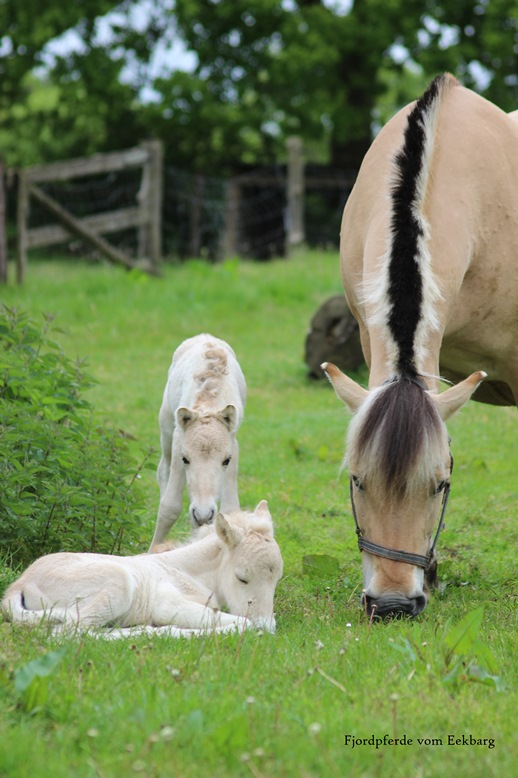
xmin=346 ymin=379 xmax=446 ymax=499
xmin=195 ymin=510 xmax=274 ymax=540
xmin=194 ymin=344 xmax=229 ymax=406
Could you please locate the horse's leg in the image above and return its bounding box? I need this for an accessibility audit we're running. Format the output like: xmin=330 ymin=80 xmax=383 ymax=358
xmin=220 ymin=438 xmax=240 ymax=512
xmin=150 ymin=435 xmax=186 ymax=549
xmin=150 ymin=583 xmax=250 ymax=631
xmin=156 ymin=402 xmax=173 ymax=497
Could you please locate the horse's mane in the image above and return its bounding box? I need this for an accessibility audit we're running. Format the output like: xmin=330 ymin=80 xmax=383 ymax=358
xmin=194 ymin=344 xmax=229 ymax=405
xmin=385 ymin=73 xmax=456 ymax=376
xmin=346 ymin=379 xmax=445 ymax=499
xmin=193 ymin=510 xmax=274 ymax=541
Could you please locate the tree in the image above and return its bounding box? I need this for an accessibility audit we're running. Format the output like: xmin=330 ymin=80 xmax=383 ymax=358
xmin=146 ymin=0 xmax=518 ymax=171
xmin=0 ymin=0 xmax=146 ymax=166
xmin=2 ymin=1 xmax=517 ymax=172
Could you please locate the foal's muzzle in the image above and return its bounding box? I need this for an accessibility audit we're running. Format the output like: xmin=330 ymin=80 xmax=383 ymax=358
xmin=191 ymin=507 xmax=215 ymax=526
xmin=363 ymin=593 xmax=427 ymax=620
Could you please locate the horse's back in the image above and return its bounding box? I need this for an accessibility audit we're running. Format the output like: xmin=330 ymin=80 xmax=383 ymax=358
xmin=165 ymin=334 xmax=246 ymax=415
xmin=341 ymin=75 xmax=518 ymax=403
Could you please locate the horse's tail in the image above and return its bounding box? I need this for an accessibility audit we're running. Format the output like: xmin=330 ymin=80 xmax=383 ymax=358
xmin=387 ymin=73 xmax=456 ymax=377
xmin=2 ymin=585 xmax=32 ymax=623
xmin=1 ymin=584 xmax=64 ymax=625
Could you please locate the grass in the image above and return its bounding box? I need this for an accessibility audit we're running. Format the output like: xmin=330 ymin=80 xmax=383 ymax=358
xmin=0 ymin=252 xmax=517 ymax=777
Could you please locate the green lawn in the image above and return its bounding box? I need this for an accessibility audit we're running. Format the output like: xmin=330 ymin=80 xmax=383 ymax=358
xmin=0 ymin=253 xmax=516 ymax=777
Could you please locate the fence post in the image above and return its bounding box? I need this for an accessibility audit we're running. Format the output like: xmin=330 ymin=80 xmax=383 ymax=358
xmin=16 ymin=169 xmax=29 ymax=283
xmin=138 ymin=140 xmax=163 ymax=270
xmin=0 ymin=162 xmax=7 ymax=284
xmin=221 ymin=177 xmax=240 ymax=259
xmin=285 ymin=136 xmax=305 ymax=254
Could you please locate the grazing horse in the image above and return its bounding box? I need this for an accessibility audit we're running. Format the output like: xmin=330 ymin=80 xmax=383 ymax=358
xmin=323 ymin=73 xmax=518 ymax=618
xmin=150 ymin=334 xmax=246 ymax=549
xmin=2 ymin=501 xmax=283 ymax=635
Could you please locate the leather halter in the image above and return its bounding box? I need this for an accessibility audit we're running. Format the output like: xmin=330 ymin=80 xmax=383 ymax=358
xmin=349 ymin=476 xmax=451 ymax=571
xmin=349 ymin=373 xmax=453 ymax=571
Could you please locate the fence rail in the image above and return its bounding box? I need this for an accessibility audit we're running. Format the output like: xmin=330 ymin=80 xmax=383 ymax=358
xmin=15 ymin=141 xmax=163 ymax=282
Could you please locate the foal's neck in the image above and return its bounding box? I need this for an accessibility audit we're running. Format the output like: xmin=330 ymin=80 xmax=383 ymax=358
xmin=160 ymin=532 xmax=222 ymax=577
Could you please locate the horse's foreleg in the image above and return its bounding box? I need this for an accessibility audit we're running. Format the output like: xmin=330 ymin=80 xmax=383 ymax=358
xmin=150 ymin=585 xmax=250 ymax=631
xmin=220 ymin=438 xmax=240 ymax=512
xmin=150 ymin=439 xmax=186 ymax=550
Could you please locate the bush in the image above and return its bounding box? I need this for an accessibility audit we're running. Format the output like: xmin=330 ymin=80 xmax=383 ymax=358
xmin=0 ymin=306 xmax=152 ymax=568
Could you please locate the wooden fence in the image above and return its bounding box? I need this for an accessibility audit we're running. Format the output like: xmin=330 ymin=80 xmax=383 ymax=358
xmin=0 ymin=136 xmax=356 ymax=283
xmin=15 ymin=140 xmax=163 ymax=282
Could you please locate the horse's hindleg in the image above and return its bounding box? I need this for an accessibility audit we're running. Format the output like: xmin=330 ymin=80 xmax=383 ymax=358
xmin=220 ymin=438 xmax=240 ymax=512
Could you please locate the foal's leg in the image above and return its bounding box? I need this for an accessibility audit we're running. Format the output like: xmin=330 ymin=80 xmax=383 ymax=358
xmin=150 ymin=583 xmax=250 ymax=631
xmin=150 ymin=433 xmax=186 ymax=549
xmin=220 ymin=438 xmax=240 ymax=512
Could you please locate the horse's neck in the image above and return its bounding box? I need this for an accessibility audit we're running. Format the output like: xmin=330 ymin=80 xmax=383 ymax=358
xmin=160 ymin=533 xmax=222 ymax=583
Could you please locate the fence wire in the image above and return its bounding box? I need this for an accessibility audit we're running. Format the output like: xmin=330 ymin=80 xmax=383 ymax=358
xmin=17 ymin=163 xmax=356 ymax=262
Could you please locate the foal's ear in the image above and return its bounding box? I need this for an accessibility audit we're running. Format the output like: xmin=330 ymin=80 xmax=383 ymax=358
xmin=430 ymin=371 xmax=487 ymax=421
xmin=215 ymin=512 xmax=242 ymax=548
xmin=218 ymin=404 xmax=238 ymax=431
xmin=321 ymin=362 xmax=369 ymax=412
xmin=176 ymin=407 xmax=198 ymax=429
xmin=254 ymin=500 xmax=273 ymax=524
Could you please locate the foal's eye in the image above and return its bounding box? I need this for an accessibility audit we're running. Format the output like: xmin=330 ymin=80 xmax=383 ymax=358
xmin=236 ymin=574 xmax=248 ymax=585
xmin=181 ymin=456 xmax=190 ymax=465
xmin=222 ymin=457 xmax=231 ymax=467
xmin=434 ymin=480 xmax=447 ymax=495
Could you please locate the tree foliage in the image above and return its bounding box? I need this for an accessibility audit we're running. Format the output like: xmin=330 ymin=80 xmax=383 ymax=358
xmin=1 ymin=0 xmax=517 ymax=171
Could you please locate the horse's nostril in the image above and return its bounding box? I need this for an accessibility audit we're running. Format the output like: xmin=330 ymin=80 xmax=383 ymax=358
xmin=191 ymin=508 xmax=215 ymax=525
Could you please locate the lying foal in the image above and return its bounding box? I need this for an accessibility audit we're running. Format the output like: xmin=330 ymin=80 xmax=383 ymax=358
xmin=2 ymin=501 xmax=283 ymax=636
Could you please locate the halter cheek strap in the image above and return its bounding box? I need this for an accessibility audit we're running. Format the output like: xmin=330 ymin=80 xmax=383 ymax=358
xmin=349 ymin=477 xmax=451 ymax=572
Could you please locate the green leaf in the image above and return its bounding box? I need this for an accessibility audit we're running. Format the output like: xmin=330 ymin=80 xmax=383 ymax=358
xmin=444 ymin=607 xmax=484 ymax=657
xmin=302 ymin=554 xmax=340 ymax=578
xmin=14 ymin=648 xmax=67 ymax=713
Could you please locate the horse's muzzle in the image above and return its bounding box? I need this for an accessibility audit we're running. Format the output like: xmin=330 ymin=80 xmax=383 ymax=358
xmin=191 ymin=507 xmax=215 ymax=526
xmin=363 ymin=593 xmax=427 ymax=619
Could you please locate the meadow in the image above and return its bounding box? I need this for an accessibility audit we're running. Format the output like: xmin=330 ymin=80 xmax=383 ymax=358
xmin=0 ymin=252 xmax=516 ymax=777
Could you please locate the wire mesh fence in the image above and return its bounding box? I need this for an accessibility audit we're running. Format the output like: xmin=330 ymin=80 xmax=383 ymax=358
xmin=7 ymin=152 xmax=357 ymax=268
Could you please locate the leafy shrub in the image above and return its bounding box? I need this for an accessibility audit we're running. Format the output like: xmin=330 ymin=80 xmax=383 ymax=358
xmin=0 ymin=306 xmax=152 ymax=568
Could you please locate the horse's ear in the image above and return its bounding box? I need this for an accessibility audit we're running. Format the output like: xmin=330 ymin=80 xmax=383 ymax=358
xmin=429 ymin=371 xmax=487 ymax=421
xmin=176 ymin=407 xmax=197 ymax=430
xmin=215 ymin=512 xmax=242 ymax=548
xmin=218 ymin=404 xmax=238 ymax=431
xmin=254 ymin=500 xmax=273 ymax=525
xmin=321 ymin=362 xmax=368 ymax=412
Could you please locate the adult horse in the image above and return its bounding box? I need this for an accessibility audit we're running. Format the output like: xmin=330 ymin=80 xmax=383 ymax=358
xmin=323 ymin=73 xmax=518 ymax=618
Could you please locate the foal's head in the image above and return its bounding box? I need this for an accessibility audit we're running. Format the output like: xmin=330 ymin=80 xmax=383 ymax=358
xmin=214 ymin=501 xmax=283 ymax=633
xmin=323 ymin=363 xmax=485 ymax=619
xmin=176 ymin=404 xmax=238 ymax=526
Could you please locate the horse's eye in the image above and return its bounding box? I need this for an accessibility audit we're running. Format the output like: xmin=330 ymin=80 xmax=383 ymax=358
xmin=352 ymin=475 xmax=364 ymax=491
xmin=236 ymin=574 xmax=248 ymax=585
xmin=222 ymin=457 xmax=231 ymax=467
xmin=182 ymin=456 xmax=190 ymax=465
xmin=434 ymin=480 xmax=447 ymax=495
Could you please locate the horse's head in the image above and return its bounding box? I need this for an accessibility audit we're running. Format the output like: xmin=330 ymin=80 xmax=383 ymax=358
xmin=323 ymin=363 xmax=486 ymax=619
xmin=214 ymin=500 xmax=283 ymax=633
xmin=176 ymin=404 xmax=238 ymax=526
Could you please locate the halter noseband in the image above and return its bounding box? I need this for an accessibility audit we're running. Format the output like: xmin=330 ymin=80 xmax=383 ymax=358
xmin=349 ymin=475 xmax=451 ymax=571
